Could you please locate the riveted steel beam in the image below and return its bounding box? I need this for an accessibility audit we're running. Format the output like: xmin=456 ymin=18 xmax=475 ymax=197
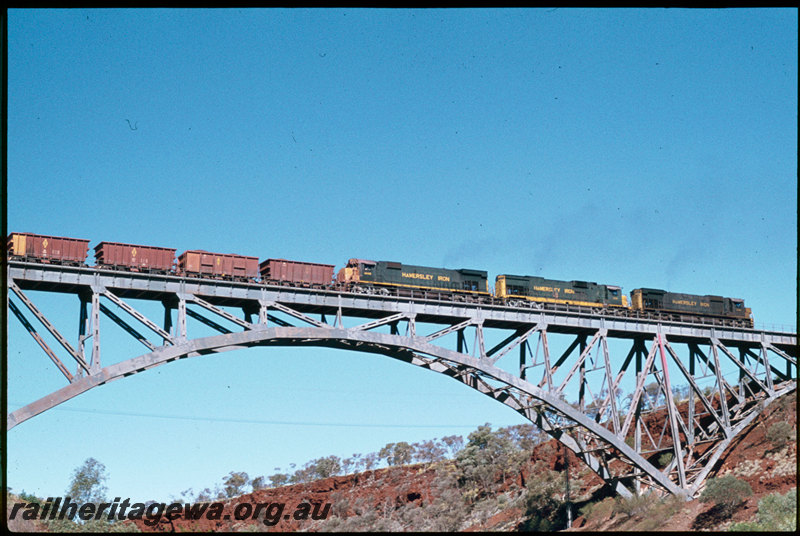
xmin=183 ymin=294 xmax=254 ymax=330
xmin=9 ymin=282 xmax=89 ymax=372
xmin=489 ymin=325 xmax=540 ymax=366
xmin=557 ymin=329 xmax=605 ymax=394
xmin=620 ymin=336 xmax=659 ymax=439
xmin=712 ymin=337 xmax=770 ymax=396
xmin=261 ymin=300 xmax=326 ymax=328
xmin=660 ymin=339 xmax=726 ymax=435
xmin=657 ymin=330 xmax=686 ymax=488
xmin=424 ymin=318 xmax=473 ymax=342
xmin=185 ymin=308 xmax=232 ymax=334
xmin=101 ymin=290 xmax=174 ymax=343
xmin=8 ymin=299 xmax=74 ymax=381
xmin=10 ymin=262 xmax=797 ymax=340
xmin=351 ymin=312 xmax=409 ymax=332
xmin=99 ymin=303 xmax=156 ymax=351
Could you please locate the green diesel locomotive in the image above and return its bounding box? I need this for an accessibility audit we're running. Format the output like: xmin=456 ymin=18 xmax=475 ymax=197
xmin=495 ymin=274 xmax=628 ymax=308
xmin=631 ymin=288 xmax=753 ymax=327
xmin=337 ymin=258 xmax=489 ymax=297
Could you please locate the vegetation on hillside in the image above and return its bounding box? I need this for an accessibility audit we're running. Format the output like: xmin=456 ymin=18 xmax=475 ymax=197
xmin=7 ymin=391 xmax=795 ymax=532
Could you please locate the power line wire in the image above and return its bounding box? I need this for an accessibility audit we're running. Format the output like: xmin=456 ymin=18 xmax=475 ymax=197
xmin=7 ymin=403 xmax=498 ymax=430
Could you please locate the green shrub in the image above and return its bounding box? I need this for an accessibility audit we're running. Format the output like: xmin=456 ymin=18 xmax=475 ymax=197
xmin=613 ymin=492 xmax=659 ymax=519
xmin=579 ymin=497 xmax=615 ymax=524
xmin=700 ymin=475 xmax=753 ymax=516
xmin=635 ymin=495 xmax=686 ymax=531
xmin=521 ymin=465 xmax=566 ymax=531
xmin=765 ymin=421 xmax=794 ymax=448
xmin=729 ymin=489 xmax=796 ymax=532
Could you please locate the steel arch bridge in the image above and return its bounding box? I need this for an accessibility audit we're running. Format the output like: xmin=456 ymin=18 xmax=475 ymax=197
xmin=6 ymin=261 xmax=797 ymax=499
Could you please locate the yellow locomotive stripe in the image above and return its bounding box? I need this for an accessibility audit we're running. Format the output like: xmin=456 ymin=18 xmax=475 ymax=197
xmin=505 ymin=294 xmax=627 ymax=308
xmin=640 ymin=305 xmax=746 ymax=318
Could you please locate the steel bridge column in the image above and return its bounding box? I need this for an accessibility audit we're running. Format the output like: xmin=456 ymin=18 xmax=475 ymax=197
xmin=519 ymin=338 xmax=527 ymax=381
xmin=657 ymin=327 xmax=686 ymax=488
xmin=760 ymin=334 xmax=774 ymax=391
xmin=634 ymin=338 xmax=644 ymax=495
xmin=90 ymin=289 xmax=101 ymax=373
xmin=258 ymin=299 xmax=269 ymax=325
xmin=709 ymin=337 xmax=731 ymax=430
xmin=163 ymin=300 xmax=173 ymax=339
xmin=177 ymin=297 xmax=187 ymax=341
xmin=687 ymin=346 xmax=695 ymax=444
xmin=599 ymin=330 xmax=620 ymax=434
xmin=578 ymin=336 xmax=587 ymax=415
xmin=78 ymin=296 xmax=89 ymax=378
xmin=541 ymin=328 xmax=554 ymax=391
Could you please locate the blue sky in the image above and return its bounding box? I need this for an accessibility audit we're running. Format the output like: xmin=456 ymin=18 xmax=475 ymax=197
xmin=5 ymin=8 xmax=797 ymax=502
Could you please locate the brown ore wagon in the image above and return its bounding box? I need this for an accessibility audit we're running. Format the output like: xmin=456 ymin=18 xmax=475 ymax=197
xmin=94 ymin=242 xmax=176 ymax=273
xmin=178 ymin=250 xmax=259 ymax=281
xmin=260 ymin=258 xmax=335 ymax=287
xmin=7 ymin=232 xmax=90 ymax=265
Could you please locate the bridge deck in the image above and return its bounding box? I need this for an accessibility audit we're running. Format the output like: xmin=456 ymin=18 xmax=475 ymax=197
xmin=8 ymin=261 xmax=796 ymax=348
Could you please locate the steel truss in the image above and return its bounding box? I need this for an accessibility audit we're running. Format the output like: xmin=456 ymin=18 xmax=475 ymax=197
xmin=6 ymin=261 xmax=798 ymax=498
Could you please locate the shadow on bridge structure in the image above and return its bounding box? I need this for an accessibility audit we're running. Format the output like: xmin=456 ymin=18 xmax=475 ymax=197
xmin=6 ymin=261 xmax=797 ymax=499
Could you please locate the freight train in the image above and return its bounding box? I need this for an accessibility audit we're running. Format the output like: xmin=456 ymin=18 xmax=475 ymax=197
xmin=6 ymin=232 xmax=754 ymax=327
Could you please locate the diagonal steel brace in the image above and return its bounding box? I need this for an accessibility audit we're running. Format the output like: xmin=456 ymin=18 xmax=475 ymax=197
xmin=10 ymin=282 xmax=89 ymax=373
xmin=8 ymin=299 xmax=75 ymax=381
xmin=101 ymin=290 xmax=174 ymax=343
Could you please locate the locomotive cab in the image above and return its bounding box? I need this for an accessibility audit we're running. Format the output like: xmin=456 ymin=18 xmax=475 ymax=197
xmin=606 ymin=285 xmax=628 ymax=307
xmin=337 ymin=258 xmax=376 ymax=285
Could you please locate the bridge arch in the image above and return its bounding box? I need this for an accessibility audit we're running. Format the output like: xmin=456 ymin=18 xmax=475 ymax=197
xmin=12 ymin=325 xmax=792 ymax=498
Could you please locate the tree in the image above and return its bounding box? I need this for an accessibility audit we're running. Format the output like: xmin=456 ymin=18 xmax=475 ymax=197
xmin=379 ymin=442 xmax=414 ymax=466
xmin=268 ymin=473 xmax=289 ymax=488
xmin=66 ymin=458 xmax=108 ymax=504
xmin=643 ymin=382 xmax=663 ymax=409
xmin=196 ymin=488 xmax=215 ymax=502
xmin=346 ymin=453 xmax=363 ymax=473
xmin=498 ymin=423 xmax=541 ymax=452
xmin=456 ymin=424 xmax=515 ymax=496
xmin=222 ymin=471 xmax=250 ymax=498
xmin=362 ymin=452 xmax=378 ymax=472
xmin=413 ymin=439 xmax=446 ymax=464
xmin=440 ymin=435 xmax=464 ymax=458
xmin=309 ymin=455 xmax=342 ymax=479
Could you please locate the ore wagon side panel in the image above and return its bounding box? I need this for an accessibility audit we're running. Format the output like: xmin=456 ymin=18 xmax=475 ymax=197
xmin=7 ymin=232 xmax=89 ymax=264
xmin=178 ymin=250 xmax=258 ymax=280
xmin=260 ymin=259 xmax=334 ymax=287
xmin=95 ymin=242 xmax=176 ymax=272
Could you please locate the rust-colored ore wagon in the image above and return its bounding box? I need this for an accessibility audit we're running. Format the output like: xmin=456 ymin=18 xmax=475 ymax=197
xmin=178 ymin=250 xmax=259 ymax=281
xmin=94 ymin=242 xmax=176 ymax=273
xmin=7 ymin=232 xmax=90 ymax=265
xmin=260 ymin=258 xmax=335 ymax=288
